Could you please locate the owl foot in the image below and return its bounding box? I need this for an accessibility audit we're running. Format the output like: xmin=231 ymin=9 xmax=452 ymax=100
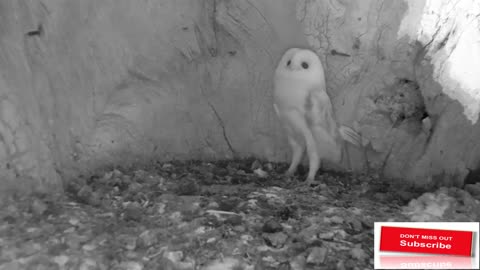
xmin=303 ymin=176 xmax=318 ymax=186
xmin=285 ymin=169 xmax=295 ymax=177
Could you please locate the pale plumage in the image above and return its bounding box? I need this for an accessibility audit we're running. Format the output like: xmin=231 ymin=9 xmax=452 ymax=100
xmin=273 ymin=48 xmax=361 ymax=183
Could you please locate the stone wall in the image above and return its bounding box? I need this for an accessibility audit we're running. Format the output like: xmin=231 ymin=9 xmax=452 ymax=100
xmin=0 ymin=0 xmax=479 ymax=195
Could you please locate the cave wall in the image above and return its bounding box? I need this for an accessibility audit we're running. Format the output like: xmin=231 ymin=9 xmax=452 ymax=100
xmin=400 ymin=0 xmax=480 ymax=186
xmin=296 ymin=0 xmax=480 ymax=186
xmin=0 ymin=0 xmax=479 ymax=195
xmin=0 ymin=0 xmax=305 ymax=196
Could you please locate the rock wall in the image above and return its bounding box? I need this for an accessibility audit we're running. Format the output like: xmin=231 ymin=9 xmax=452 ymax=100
xmin=0 ymin=0 xmax=479 ymax=195
xmin=398 ymin=0 xmax=480 ymax=186
xmin=294 ymin=0 xmax=480 ymax=187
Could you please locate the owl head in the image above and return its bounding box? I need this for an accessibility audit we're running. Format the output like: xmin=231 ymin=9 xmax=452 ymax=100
xmin=274 ymin=48 xmax=325 ymax=84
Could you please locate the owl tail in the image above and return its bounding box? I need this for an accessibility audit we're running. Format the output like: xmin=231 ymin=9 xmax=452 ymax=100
xmin=338 ymin=125 xmax=362 ymax=147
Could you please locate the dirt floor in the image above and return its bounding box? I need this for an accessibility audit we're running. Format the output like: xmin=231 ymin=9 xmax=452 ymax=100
xmin=1 ymin=159 xmax=479 ymax=270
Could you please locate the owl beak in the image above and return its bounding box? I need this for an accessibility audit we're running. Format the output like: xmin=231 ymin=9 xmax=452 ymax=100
xmin=286 ymin=65 xmax=296 ymax=71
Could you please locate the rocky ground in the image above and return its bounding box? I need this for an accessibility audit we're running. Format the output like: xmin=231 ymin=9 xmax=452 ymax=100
xmin=1 ymin=159 xmax=480 ymax=270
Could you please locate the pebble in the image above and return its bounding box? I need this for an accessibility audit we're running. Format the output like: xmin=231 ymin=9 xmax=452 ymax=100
xmin=262 ymin=219 xmax=283 ymax=233
xmin=78 ymin=258 xmax=98 ymax=270
xmin=325 ymin=215 xmax=344 ymax=224
xmin=161 ymin=163 xmax=173 ymax=170
xmin=89 ymin=191 xmax=102 ymax=206
xmin=396 ymin=190 xmax=415 ymax=202
xmin=224 ymin=215 xmax=242 ymax=226
xmin=336 ymin=260 xmax=346 ymax=270
xmin=233 ymin=225 xmax=246 ymax=233
xmin=65 ymin=234 xmax=83 ymax=249
xmin=204 ymin=257 xmax=241 ymax=270
xmin=253 ymin=168 xmax=268 ymax=178
xmin=290 ymin=255 xmax=306 ymax=270
xmin=465 ymin=183 xmax=480 ymax=197
xmin=218 ymin=198 xmax=239 ymax=211
xmin=138 ymin=230 xmax=158 ymax=247
xmin=118 ymin=234 xmax=137 ymax=251
xmin=265 ymin=163 xmax=274 ymax=171
xmin=261 ymin=256 xmax=280 ymax=268
xmin=63 ymin=227 xmax=76 ymax=233
xmin=82 ymin=243 xmax=97 ymax=252
xmin=306 ymin=247 xmax=328 ymax=265
xmin=124 ymin=203 xmax=143 ymax=222
xmin=31 ymin=199 xmax=48 ymax=216
xmin=251 ymin=160 xmax=262 ymax=170
xmin=118 ymin=261 xmax=143 ymax=270
xmin=52 ymin=255 xmax=69 ymax=267
xmin=163 ymin=251 xmax=194 ymax=269
xmin=347 ymin=217 xmax=363 ymax=233
xmin=263 ymin=232 xmax=288 ymax=248
xmin=77 ymin=186 xmax=93 ymax=202
xmin=350 ymin=245 xmax=368 ymax=261
xmin=318 ymin=231 xmax=335 ymax=240
xmin=68 ymin=218 xmax=80 ymax=226
xmin=156 ymin=203 xmax=166 ymax=214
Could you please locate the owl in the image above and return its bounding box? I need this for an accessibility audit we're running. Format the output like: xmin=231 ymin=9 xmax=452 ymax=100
xmin=273 ymin=48 xmax=361 ymax=184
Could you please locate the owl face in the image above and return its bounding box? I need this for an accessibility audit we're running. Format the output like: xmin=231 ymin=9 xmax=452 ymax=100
xmin=274 ymin=48 xmax=325 ymax=84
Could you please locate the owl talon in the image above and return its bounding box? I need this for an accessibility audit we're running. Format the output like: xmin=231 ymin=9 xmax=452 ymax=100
xmin=304 ymin=177 xmax=316 ymax=185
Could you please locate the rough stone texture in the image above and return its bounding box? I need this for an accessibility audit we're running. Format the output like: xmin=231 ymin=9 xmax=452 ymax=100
xmin=296 ymin=0 xmax=480 ymax=187
xmin=0 ymin=0 xmax=479 ymax=195
xmin=400 ymin=0 xmax=480 ymax=187
xmin=0 ymin=1 xmax=62 ymax=195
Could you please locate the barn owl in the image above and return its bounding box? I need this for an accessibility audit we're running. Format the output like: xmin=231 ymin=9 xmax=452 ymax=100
xmin=273 ymin=48 xmax=361 ymax=184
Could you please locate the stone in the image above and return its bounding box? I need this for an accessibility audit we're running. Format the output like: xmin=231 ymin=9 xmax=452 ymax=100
xmin=31 ymin=198 xmax=48 ymax=216
xmin=115 ymin=261 xmax=143 ymax=270
xmin=262 ymin=219 xmax=283 ymax=233
xmin=465 ymin=183 xmax=480 ymax=198
xmin=204 ymin=257 xmax=242 ymax=270
xmin=350 ymin=245 xmax=368 ymax=261
xmin=124 ymin=203 xmax=143 ymax=222
xmin=137 ymin=230 xmax=158 ymax=248
xmin=253 ymin=168 xmax=268 ymax=178
xmin=263 ymin=232 xmax=288 ymax=248
xmin=78 ymin=258 xmax=99 ymax=270
xmin=306 ymin=247 xmax=328 ymax=265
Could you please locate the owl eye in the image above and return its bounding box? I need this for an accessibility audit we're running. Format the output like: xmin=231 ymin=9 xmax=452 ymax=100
xmin=286 ymin=60 xmax=291 ymax=66
xmin=301 ymin=62 xmax=309 ymax=69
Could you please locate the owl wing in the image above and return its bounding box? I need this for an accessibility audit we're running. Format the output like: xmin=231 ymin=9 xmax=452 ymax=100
xmin=305 ymin=89 xmax=339 ymax=145
xmin=303 ymin=88 xmax=341 ymax=162
xmin=306 ymin=88 xmax=362 ymax=148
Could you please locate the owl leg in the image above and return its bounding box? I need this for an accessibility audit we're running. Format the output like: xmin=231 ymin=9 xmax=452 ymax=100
xmin=286 ymin=136 xmax=305 ymax=176
xmin=304 ymin=137 xmax=320 ymax=184
xmin=283 ymin=112 xmax=320 ymax=183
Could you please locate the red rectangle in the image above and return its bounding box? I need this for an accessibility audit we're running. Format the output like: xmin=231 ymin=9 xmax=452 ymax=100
xmin=380 ymin=226 xmax=474 ymax=256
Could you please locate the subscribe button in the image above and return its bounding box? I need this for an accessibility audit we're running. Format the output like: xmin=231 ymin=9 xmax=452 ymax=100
xmin=379 ymin=226 xmax=474 ymax=256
